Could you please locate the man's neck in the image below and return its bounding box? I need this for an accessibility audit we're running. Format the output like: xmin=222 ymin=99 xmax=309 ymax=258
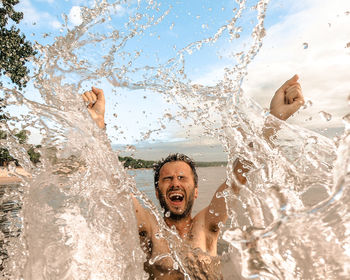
xmin=165 ymin=215 xmax=193 ymax=238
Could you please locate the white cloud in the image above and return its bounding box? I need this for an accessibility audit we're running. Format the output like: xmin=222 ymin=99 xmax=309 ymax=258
xmin=18 ymin=0 xmax=61 ymax=29
xmin=50 ymin=19 xmax=61 ymax=29
xmin=191 ymin=0 xmax=350 ymax=132
xmin=18 ymin=0 xmax=42 ymax=25
xmin=68 ymin=6 xmax=83 ymax=26
xmin=243 ymin=0 xmax=350 ymax=130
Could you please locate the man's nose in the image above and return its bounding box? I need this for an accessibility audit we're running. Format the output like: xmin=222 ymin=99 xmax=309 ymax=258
xmin=171 ymin=177 xmax=180 ymax=187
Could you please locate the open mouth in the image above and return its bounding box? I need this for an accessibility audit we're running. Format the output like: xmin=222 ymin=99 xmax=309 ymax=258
xmin=168 ymin=193 xmax=184 ymax=203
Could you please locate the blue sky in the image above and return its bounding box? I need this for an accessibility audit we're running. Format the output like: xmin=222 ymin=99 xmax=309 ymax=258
xmin=2 ymin=0 xmax=350 ymax=160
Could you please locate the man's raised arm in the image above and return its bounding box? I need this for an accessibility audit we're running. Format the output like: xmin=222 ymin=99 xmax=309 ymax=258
xmin=204 ymin=74 xmax=304 ymax=233
xmin=82 ymin=87 xmax=106 ymax=129
xmin=82 ymin=87 xmax=155 ymax=233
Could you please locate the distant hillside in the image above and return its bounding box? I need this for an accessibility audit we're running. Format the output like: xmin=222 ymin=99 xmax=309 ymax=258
xmin=118 ymin=156 xmax=226 ymax=169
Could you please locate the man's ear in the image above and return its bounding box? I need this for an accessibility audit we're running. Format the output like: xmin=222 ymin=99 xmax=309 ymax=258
xmin=194 ymin=187 xmax=198 ymax=199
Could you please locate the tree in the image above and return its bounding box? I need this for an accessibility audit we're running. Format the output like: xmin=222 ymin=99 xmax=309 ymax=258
xmin=0 ymin=0 xmax=36 ymax=89
xmin=0 ymin=129 xmax=41 ymax=166
xmin=0 ymin=98 xmax=40 ymax=166
xmin=0 ymin=98 xmax=13 ymax=166
xmin=0 ymin=1 xmax=39 ymax=166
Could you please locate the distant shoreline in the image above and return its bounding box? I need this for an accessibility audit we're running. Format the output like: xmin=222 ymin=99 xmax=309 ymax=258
xmin=119 ymin=156 xmax=227 ymax=169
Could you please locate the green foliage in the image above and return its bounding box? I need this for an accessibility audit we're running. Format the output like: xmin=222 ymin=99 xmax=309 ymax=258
xmin=14 ymin=129 xmax=27 ymax=144
xmin=0 ymin=129 xmax=41 ymax=166
xmin=118 ymin=156 xmax=155 ymax=169
xmin=0 ymin=0 xmax=36 ymax=89
xmin=0 ymin=97 xmax=40 ymax=166
xmin=27 ymin=145 xmax=41 ymax=164
xmin=0 ymin=146 xmax=17 ymax=166
xmin=0 ymin=130 xmax=6 ymax=140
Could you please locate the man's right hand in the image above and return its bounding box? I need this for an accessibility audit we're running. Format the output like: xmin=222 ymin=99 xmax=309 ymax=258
xmin=82 ymin=87 xmax=106 ymax=129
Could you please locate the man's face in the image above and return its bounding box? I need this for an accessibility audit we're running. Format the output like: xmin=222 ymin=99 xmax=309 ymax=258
xmin=156 ymin=161 xmax=198 ymax=220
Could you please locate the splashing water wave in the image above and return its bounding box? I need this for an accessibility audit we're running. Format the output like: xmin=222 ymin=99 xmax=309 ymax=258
xmin=0 ymin=0 xmax=349 ymax=279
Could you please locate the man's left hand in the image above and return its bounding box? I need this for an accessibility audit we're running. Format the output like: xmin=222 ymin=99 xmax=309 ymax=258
xmin=270 ymin=74 xmax=304 ymax=121
xmin=82 ymin=87 xmax=106 ymax=129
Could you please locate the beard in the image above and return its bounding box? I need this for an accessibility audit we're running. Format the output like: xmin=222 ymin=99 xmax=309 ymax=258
xmin=158 ymin=187 xmax=196 ymax=221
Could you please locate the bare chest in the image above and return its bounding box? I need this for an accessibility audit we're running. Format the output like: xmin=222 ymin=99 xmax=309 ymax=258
xmin=139 ymin=224 xmax=219 ymax=279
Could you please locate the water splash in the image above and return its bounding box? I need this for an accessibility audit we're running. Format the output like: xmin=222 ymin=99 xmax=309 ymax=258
xmin=319 ymin=111 xmax=332 ymax=122
xmin=0 ymin=0 xmax=349 ymax=279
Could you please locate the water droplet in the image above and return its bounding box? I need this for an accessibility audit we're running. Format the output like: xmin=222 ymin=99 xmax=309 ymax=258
xmin=222 ymin=229 xmax=243 ymax=243
xmin=305 ymin=116 xmax=312 ymax=122
xmin=186 ymin=48 xmax=193 ymax=55
xmin=305 ymin=100 xmax=313 ymax=108
xmin=216 ymin=191 xmax=224 ymax=198
xmin=169 ymin=23 xmax=174 ymax=30
xmin=209 ymin=209 xmax=214 ymax=214
xmin=346 ymin=42 xmax=350 ymax=48
xmin=165 ymin=211 xmax=170 ymax=217
xmin=8 ymin=162 xmax=16 ymax=173
xmin=125 ymin=145 xmax=136 ymax=152
xmin=303 ymin=42 xmax=309 ymax=49
xmin=306 ymin=136 xmax=318 ymax=145
xmin=343 ymin=113 xmax=350 ymax=128
xmin=319 ymin=111 xmax=332 ymax=121
xmin=173 ymin=262 xmax=179 ymax=270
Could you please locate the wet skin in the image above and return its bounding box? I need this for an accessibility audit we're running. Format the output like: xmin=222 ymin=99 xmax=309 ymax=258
xmin=134 ymin=161 xmax=224 ymax=279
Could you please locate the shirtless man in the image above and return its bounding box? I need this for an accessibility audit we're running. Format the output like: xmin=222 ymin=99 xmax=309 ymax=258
xmin=82 ymin=74 xmax=304 ymax=279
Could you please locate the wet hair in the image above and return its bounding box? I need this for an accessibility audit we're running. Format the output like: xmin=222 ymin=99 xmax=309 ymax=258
xmin=153 ymin=153 xmax=198 ymax=189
